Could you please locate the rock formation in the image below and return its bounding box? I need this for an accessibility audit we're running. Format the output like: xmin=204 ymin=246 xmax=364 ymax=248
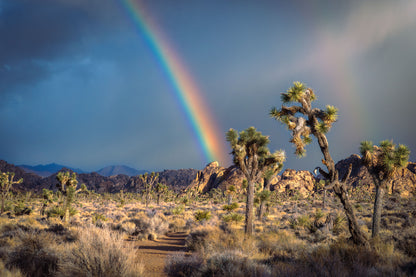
xmin=336 ymin=154 xmax=416 ymax=197
xmin=271 ymin=169 xmax=315 ymax=197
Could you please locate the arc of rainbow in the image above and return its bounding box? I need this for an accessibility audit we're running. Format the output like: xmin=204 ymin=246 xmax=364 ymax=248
xmin=120 ymin=0 xmax=228 ymax=166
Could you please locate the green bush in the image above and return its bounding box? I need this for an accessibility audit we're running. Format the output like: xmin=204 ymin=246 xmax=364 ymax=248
xmin=222 ymin=202 xmax=239 ymax=212
xmin=13 ymin=203 xmax=32 ymax=216
xmin=171 ymin=205 xmax=185 ymax=215
xmin=222 ymin=213 xmax=244 ymax=224
xmin=46 ymin=206 xmax=77 ymax=219
xmin=194 ymin=210 xmax=211 ymax=222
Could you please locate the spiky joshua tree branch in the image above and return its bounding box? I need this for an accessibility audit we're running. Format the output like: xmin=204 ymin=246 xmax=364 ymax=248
xmin=270 ymin=81 xmax=367 ymax=246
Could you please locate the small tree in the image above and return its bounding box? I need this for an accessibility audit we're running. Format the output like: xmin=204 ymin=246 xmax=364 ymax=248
xmin=225 ymin=185 xmax=237 ymax=205
xmin=41 ymin=188 xmax=54 ymax=216
xmin=270 ymin=82 xmax=367 ymax=245
xmin=155 ymin=182 xmax=168 ymax=205
xmin=56 ymin=171 xmax=86 ymax=223
xmin=140 ymin=172 xmax=159 ymax=207
xmin=226 ymin=126 xmax=285 ymax=236
xmin=360 ymin=140 xmax=410 ymax=238
xmin=0 ymin=172 xmax=23 ymax=214
xmin=259 ymin=162 xmax=284 ymax=221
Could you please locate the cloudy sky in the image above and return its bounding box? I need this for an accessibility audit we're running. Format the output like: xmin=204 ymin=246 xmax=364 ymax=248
xmin=1 ymin=0 xmax=415 ymax=172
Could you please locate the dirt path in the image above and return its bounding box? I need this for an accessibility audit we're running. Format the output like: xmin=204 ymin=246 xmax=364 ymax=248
xmin=135 ymin=232 xmax=189 ymax=277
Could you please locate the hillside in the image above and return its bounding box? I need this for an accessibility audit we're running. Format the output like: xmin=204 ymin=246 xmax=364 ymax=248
xmin=96 ymin=165 xmax=147 ymax=177
xmin=18 ymin=163 xmax=85 ymax=177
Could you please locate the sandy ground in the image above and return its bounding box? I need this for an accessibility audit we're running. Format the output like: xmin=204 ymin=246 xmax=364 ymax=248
xmin=135 ymin=232 xmax=188 ymax=277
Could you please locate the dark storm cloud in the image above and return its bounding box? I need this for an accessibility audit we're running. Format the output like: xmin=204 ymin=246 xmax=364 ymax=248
xmin=0 ymin=0 xmax=124 ymax=93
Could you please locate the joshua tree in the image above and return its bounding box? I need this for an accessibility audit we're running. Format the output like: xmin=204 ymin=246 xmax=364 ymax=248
xmin=225 ymin=185 xmax=237 ymax=205
xmin=259 ymin=162 xmax=284 ymax=221
xmin=270 ymin=81 xmax=367 ymax=245
xmin=226 ymin=126 xmax=285 ymax=236
xmin=41 ymin=188 xmax=54 ymax=216
xmin=56 ymin=171 xmax=87 ymax=223
xmin=0 ymin=172 xmax=23 ymax=214
xmin=360 ymin=140 xmax=410 ymax=238
xmin=140 ymin=172 xmax=159 ymax=207
xmin=155 ymin=182 xmax=168 ymax=205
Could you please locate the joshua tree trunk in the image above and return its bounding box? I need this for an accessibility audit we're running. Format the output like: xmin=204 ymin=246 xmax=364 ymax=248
xmin=157 ymin=194 xmax=161 ymax=205
xmin=372 ymin=184 xmax=385 ymax=238
xmin=63 ymin=198 xmax=70 ymax=224
xmin=332 ymin=181 xmax=368 ymax=245
xmin=259 ymin=201 xmax=265 ymax=221
xmin=315 ymin=132 xmax=368 ymax=246
xmin=245 ymin=179 xmax=255 ymax=236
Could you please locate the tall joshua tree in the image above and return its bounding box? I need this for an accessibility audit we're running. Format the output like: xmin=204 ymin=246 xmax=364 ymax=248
xmin=140 ymin=172 xmax=159 ymax=207
xmin=226 ymin=126 xmax=285 ymax=236
xmin=0 ymin=172 xmax=23 ymax=214
xmin=270 ymin=81 xmax=367 ymax=245
xmin=56 ymin=171 xmax=86 ymax=223
xmin=360 ymin=140 xmax=410 ymax=238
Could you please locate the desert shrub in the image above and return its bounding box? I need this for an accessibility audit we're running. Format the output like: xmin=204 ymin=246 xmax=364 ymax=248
xmin=165 ymin=253 xmax=203 ymax=277
xmin=296 ymin=239 xmax=408 ymax=276
xmin=168 ymin=217 xmax=187 ymax=232
xmin=201 ymin=250 xmax=271 ymax=277
xmin=332 ymin=212 xmax=346 ymax=235
xmin=297 ymin=214 xmax=311 ymax=229
xmin=130 ymin=212 xmax=169 ymax=239
xmin=171 ymin=205 xmax=185 ymax=215
xmin=13 ymin=203 xmax=32 ymax=216
xmin=46 ymin=206 xmax=77 ymax=219
xmin=92 ymin=212 xmax=108 ymax=227
xmin=45 ymin=224 xmax=78 ymax=243
xmin=0 ymin=259 xmax=22 ymax=277
xmin=186 ymin=225 xmax=258 ymax=258
xmin=288 ymin=214 xmax=311 ymax=230
xmin=222 ymin=213 xmax=244 ymax=224
xmin=194 ymin=210 xmax=211 ymax=222
xmin=257 ymin=230 xmax=305 ymax=260
xmin=5 ymin=230 xmax=59 ymax=277
xmin=395 ymin=226 xmax=416 ymax=258
xmin=222 ymin=202 xmax=239 ymax=212
xmin=59 ymin=226 xmax=143 ymax=277
xmin=186 ymin=226 xmax=213 ymax=252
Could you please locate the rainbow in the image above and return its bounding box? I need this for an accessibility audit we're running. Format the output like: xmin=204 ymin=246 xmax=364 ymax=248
xmin=119 ymin=0 xmax=228 ymax=166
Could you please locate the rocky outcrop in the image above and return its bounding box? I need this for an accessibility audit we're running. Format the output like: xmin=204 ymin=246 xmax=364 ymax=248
xmin=336 ymin=154 xmax=416 ymax=197
xmin=188 ymin=162 xmax=226 ymax=193
xmin=271 ymin=169 xmax=315 ymax=197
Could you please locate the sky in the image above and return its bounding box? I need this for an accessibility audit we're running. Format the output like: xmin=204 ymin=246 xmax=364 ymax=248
xmin=1 ymin=0 xmax=416 ymax=172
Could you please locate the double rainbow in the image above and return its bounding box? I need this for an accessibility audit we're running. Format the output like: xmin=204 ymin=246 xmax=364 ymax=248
xmin=120 ymin=0 xmax=228 ymax=166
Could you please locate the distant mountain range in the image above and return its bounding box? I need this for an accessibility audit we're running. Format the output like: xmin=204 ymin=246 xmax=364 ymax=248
xmin=18 ymin=163 xmax=85 ymax=177
xmin=18 ymin=163 xmax=147 ymax=177
xmin=95 ymin=165 xmax=148 ymax=177
xmin=0 ymin=160 xmax=198 ymax=194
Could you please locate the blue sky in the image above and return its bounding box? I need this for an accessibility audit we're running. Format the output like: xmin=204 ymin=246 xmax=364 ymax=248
xmin=1 ymin=0 xmax=415 ymax=172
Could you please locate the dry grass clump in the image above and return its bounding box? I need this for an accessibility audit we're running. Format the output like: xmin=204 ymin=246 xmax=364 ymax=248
xmin=165 ymin=253 xmax=204 ymax=277
xmin=59 ymin=226 xmax=143 ymax=277
xmin=5 ymin=230 xmax=60 ymax=277
xmin=165 ymin=251 xmax=272 ymax=277
xmin=0 ymin=259 xmax=22 ymax=277
xmin=129 ymin=211 xmax=169 ymax=240
xmin=201 ymin=250 xmax=271 ymax=277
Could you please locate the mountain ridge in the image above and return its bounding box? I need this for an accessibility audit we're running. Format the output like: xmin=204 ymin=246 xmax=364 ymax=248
xmin=96 ymin=165 xmax=147 ymax=177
